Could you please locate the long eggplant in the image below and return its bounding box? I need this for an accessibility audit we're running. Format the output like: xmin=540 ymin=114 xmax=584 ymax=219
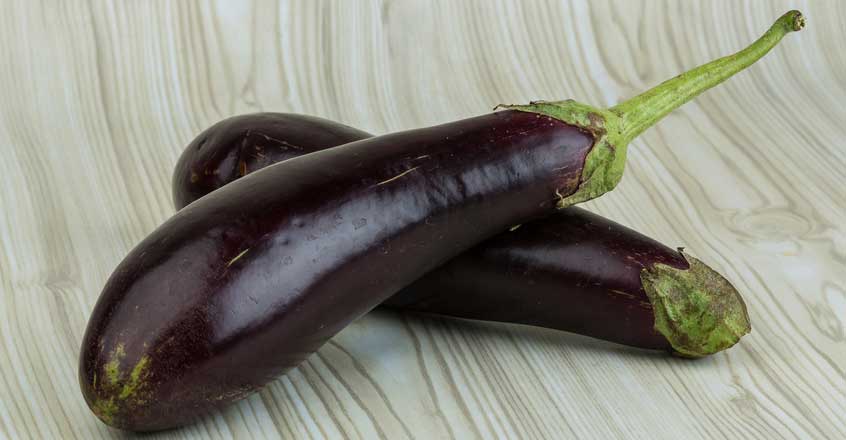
xmin=81 ymin=12 xmax=802 ymax=431
xmin=386 ymin=209 xmax=746 ymax=353
xmin=174 ymin=112 xmax=749 ymax=354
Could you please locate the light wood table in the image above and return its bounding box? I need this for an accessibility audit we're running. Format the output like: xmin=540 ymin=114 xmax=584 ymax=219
xmin=1 ymin=1 xmax=843 ymax=438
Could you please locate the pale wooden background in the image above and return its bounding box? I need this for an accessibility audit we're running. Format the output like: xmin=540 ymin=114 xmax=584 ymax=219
xmin=0 ymin=1 xmax=844 ymax=439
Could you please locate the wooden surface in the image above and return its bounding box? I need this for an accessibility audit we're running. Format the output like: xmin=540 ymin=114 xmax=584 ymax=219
xmin=1 ymin=1 xmax=844 ymax=438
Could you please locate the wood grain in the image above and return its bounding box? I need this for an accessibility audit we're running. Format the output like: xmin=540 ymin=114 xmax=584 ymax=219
xmin=1 ymin=1 xmax=843 ymax=438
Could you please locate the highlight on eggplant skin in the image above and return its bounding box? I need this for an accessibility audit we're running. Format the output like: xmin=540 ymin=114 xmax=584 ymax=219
xmin=173 ymin=111 xmax=751 ymax=357
xmin=172 ymin=113 xmax=371 ymax=209
xmin=80 ymin=11 xmax=801 ymax=431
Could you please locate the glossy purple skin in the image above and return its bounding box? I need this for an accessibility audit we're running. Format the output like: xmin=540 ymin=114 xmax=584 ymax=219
xmin=384 ymin=208 xmax=687 ymax=349
xmin=81 ymin=110 xmax=593 ymax=430
xmin=173 ymin=113 xmax=372 ymax=208
xmin=172 ymin=113 xmax=687 ymax=349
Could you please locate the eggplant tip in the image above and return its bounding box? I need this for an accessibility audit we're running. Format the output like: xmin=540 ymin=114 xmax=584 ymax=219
xmin=640 ymin=252 xmax=751 ymax=358
xmin=82 ymin=343 xmax=153 ymax=429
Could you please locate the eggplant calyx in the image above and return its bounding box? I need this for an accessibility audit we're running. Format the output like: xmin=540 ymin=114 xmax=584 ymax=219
xmin=640 ymin=251 xmax=751 ymax=357
xmin=501 ymin=11 xmax=804 ymax=209
xmin=499 ymin=100 xmax=626 ymax=208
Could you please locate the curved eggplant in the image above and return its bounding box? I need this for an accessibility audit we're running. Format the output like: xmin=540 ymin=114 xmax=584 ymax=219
xmin=386 ymin=209 xmax=747 ymax=353
xmin=85 ymin=110 xmax=595 ymax=430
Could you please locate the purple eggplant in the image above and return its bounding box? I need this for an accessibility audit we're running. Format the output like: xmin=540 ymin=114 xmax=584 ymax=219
xmin=173 ymin=112 xmax=749 ymax=354
xmin=385 ymin=209 xmax=747 ymax=353
xmin=80 ymin=12 xmax=802 ymax=431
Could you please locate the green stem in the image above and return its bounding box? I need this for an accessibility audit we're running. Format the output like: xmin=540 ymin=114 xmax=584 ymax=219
xmin=610 ymin=10 xmax=805 ymax=145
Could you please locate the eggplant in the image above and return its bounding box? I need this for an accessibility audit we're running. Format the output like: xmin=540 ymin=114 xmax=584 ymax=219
xmin=173 ymin=112 xmax=749 ymax=354
xmin=80 ymin=12 xmax=802 ymax=431
xmin=385 ymin=209 xmax=748 ymax=353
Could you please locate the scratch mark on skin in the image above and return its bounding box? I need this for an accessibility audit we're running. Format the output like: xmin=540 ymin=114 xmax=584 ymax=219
xmin=610 ymin=289 xmax=637 ymax=299
xmin=555 ymin=188 xmax=566 ymax=205
xmin=374 ymin=166 xmax=420 ymax=187
xmin=277 ymin=140 xmax=303 ymax=150
xmin=413 ymin=155 xmax=430 ymax=160
xmin=509 ymin=224 xmax=522 ymax=232
xmin=227 ymin=248 xmax=250 ymax=267
xmin=255 ymin=131 xmax=303 ymax=150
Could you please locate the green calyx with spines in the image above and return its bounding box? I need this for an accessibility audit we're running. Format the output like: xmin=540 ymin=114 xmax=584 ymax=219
xmin=502 ymin=11 xmax=804 ymax=207
xmin=498 ymin=100 xmax=626 ymax=208
xmin=641 ymin=252 xmax=751 ymax=357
